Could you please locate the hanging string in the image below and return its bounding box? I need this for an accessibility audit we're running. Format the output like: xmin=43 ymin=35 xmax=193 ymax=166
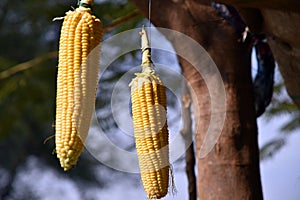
xmin=148 ymin=0 xmax=152 ymax=47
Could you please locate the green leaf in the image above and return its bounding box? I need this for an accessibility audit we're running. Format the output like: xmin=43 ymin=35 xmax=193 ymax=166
xmin=260 ymin=138 xmax=286 ymax=160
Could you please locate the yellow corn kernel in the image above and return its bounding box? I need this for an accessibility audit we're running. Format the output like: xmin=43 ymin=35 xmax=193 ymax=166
xmin=55 ymin=1 xmax=102 ymax=171
xmin=129 ymin=27 xmax=171 ymax=199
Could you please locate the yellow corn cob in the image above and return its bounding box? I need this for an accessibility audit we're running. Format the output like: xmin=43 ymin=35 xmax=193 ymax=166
xmin=130 ymin=27 xmax=171 ymax=199
xmin=55 ymin=0 xmax=102 ymax=171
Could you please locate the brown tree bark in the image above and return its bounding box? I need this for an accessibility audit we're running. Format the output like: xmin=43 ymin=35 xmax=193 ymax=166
xmin=131 ymin=0 xmax=263 ymax=199
xmin=216 ymin=0 xmax=300 ymax=13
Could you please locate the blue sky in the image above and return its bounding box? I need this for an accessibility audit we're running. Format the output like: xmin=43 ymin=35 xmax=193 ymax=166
xmin=258 ymin=116 xmax=300 ymax=200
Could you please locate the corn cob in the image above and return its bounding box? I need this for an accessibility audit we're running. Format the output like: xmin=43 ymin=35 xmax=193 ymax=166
xmin=55 ymin=0 xmax=102 ymax=171
xmin=130 ymin=27 xmax=171 ymax=199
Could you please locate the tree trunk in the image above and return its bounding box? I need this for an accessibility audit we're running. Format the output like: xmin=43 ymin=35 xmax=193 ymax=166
xmin=131 ymin=0 xmax=263 ymax=199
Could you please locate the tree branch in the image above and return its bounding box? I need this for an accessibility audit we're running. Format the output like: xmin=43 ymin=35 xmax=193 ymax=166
xmin=180 ymin=79 xmax=197 ymax=200
xmin=0 ymin=51 xmax=57 ymax=80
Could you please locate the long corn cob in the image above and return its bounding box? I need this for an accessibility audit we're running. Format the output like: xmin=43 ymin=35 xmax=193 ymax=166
xmin=130 ymin=27 xmax=171 ymax=199
xmin=55 ymin=0 xmax=102 ymax=171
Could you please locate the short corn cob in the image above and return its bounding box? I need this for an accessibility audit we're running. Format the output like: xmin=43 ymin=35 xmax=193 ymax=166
xmin=130 ymin=27 xmax=171 ymax=199
xmin=55 ymin=0 xmax=102 ymax=171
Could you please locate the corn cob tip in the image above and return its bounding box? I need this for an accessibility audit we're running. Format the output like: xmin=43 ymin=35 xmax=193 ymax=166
xmin=139 ymin=26 xmax=150 ymax=53
xmin=79 ymin=0 xmax=94 ymax=7
xmin=139 ymin=26 xmax=154 ymax=76
xmin=140 ymin=27 xmax=152 ymax=63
